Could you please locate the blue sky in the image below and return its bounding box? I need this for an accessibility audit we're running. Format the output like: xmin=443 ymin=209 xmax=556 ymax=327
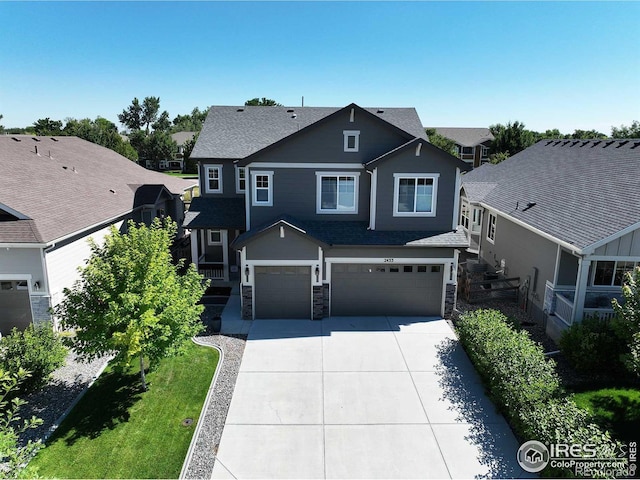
xmin=1 ymin=1 xmax=638 ymax=134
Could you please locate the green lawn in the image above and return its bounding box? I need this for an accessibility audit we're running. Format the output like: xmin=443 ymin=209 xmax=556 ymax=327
xmin=573 ymin=387 xmax=640 ymax=443
xmin=27 ymin=341 xmax=218 ymax=479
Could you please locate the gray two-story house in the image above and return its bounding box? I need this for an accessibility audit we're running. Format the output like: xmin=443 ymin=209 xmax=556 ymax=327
xmin=184 ymin=104 xmax=470 ymax=320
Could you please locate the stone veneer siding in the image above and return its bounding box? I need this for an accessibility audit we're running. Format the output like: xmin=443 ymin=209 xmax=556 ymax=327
xmin=313 ymin=285 xmax=324 ymax=320
xmin=322 ymin=284 xmax=330 ymax=318
xmin=31 ymin=295 xmax=52 ymax=326
xmin=241 ymin=286 xmax=253 ymax=320
xmin=444 ymin=284 xmax=456 ymax=318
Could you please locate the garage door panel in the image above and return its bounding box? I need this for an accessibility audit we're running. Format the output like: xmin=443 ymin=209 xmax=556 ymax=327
xmin=255 ymin=266 xmax=311 ymax=319
xmin=331 ymin=264 xmax=443 ymax=316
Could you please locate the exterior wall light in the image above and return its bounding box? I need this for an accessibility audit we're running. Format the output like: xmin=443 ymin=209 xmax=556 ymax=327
xmin=245 ymin=266 xmax=250 ymax=283
xmin=315 ymin=265 xmax=320 ymax=283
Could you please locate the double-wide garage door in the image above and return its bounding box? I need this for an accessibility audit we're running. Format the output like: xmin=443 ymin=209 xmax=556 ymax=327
xmin=255 ymin=266 xmax=311 ymax=319
xmin=331 ymin=264 xmax=444 ymax=316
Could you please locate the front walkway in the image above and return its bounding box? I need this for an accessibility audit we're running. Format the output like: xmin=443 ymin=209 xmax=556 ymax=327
xmin=211 ymin=315 xmax=529 ymax=479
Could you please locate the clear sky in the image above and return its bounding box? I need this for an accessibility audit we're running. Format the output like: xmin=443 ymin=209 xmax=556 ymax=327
xmin=1 ymin=1 xmax=638 ymax=134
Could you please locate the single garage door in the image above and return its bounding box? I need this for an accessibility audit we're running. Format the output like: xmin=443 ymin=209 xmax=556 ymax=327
xmin=255 ymin=266 xmax=311 ymax=319
xmin=0 ymin=280 xmax=32 ymax=334
xmin=331 ymin=264 xmax=443 ymax=316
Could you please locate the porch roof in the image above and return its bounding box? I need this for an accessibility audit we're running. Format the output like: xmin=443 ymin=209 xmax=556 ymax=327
xmin=183 ymin=197 xmax=245 ymax=229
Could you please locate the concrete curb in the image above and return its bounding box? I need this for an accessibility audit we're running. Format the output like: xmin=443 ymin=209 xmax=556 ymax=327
xmin=179 ymin=337 xmax=224 ymax=480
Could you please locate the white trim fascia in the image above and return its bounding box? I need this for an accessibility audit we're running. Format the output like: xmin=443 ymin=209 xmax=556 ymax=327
xmin=46 ymin=209 xmax=132 ymax=246
xmin=581 ymin=219 xmax=640 ymax=255
xmin=325 ymin=257 xmax=454 ymax=264
xmin=552 ymin=244 xmax=562 ymax=285
xmin=369 ymin=168 xmax=378 ymax=230
xmin=246 ymin=260 xmax=318 ymax=266
xmin=452 ymin=168 xmax=461 ymax=230
xmin=479 ymin=203 xmax=583 ymax=255
xmin=587 ymin=255 xmax=640 ymax=262
xmin=203 ymin=165 xmax=223 ymax=194
xmin=392 ymin=173 xmax=440 ymax=218
xmin=0 ymin=242 xmax=47 ymax=248
xmin=315 ymin=172 xmax=360 ymax=215
xmin=39 ymin=247 xmax=50 ymax=294
xmin=0 ymin=202 xmax=30 ymax=220
xmin=245 ymin=175 xmax=251 ymax=230
xmin=245 ymin=162 xmax=365 ymax=170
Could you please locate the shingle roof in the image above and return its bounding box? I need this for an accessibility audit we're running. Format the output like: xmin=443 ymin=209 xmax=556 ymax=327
xmin=192 ymin=104 xmax=427 ymax=159
xmin=0 ymin=136 xmax=197 ymax=244
xmin=171 ymin=131 xmax=197 ymax=146
xmin=183 ymin=196 xmax=246 ymax=229
xmin=461 ymin=139 xmax=640 ymax=250
xmin=232 ymin=215 xmax=468 ymax=248
xmin=433 ymin=128 xmax=494 ymax=147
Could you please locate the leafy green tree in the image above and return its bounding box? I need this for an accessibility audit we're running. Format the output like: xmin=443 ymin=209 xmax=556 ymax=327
xmin=152 ymin=110 xmax=171 ymax=133
xmin=611 ymin=120 xmax=640 ymax=138
xmin=424 ymin=128 xmax=457 ymax=156
xmin=63 ymin=117 xmax=138 ymax=162
xmin=489 ymin=121 xmax=536 ymax=158
xmin=119 ymin=96 xmax=161 ymax=134
xmin=245 ymin=97 xmax=282 ymax=106
xmin=172 ymin=107 xmax=208 ymax=133
xmin=612 ymin=267 xmax=640 ymax=376
xmin=55 ymin=219 xmax=207 ymax=390
xmin=33 ymin=117 xmax=63 ymax=136
xmin=129 ymin=130 xmax=176 ymax=170
xmin=182 ymin=132 xmax=199 ymax=173
xmin=489 ymin=151 xmax=510 ymax=164
xmin=0 ymin=369 xmax=43 ymax=479
xmin=570 ymin=129 xmax=607 ymax=139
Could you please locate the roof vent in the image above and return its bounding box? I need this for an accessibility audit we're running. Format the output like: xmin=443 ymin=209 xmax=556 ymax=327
xmin=291 ymin=113 xmax=297 ymax=119
xmin=287 ymin=109 xmax=294 ymax=113
xmin=34 ymin=145 xmax=40 ymax=156
xmin=522 ymin=202 xmax=537 ymax=212
xmin=377 ymin=109 xmax=384 ymax=114
xmin=591 ymin=140 xmax=602 ymax=147
xmin=580 ymin=141 xmax=589 ymax=147
xmin=571 ymin=141 xmax=580 ymax=147
xmin=11 ymin=137 xmax=21 ymax=142
xmin=62 ymin=166 xmax=68 ymax=170
xmin=545 ymin=140 xmax=554 ymax=146
xmin=562 ymin=140 xmax=571 ymax=146
xmin=616 ymin=140 xmax=629 ymax=148
xmin=109 ymin=189 xmax=116 ymax=194
xmin=603 ymin=140 xmax=615 ymax=148
xmin=236 ymin=108 xmax=244 ymax=112
xmin=632 ymin=142 xmax=640 ymax=149
xmin=553 ymin=141 xmax=562 ymax=146
xmin=51 ymin=137 xmax=59 ymax=142
xmin=32 ymin=137 xmax=41 ymax=142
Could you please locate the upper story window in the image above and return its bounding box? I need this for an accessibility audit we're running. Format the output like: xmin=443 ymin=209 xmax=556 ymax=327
xmin=592 ymin=260 xmax=638 ymax=286
xmin=461 ymin=146 xmax=473 ymax=155
xmin=207 ymin=229 xmax=222 ymax=245
xmin=487 ymin=212 xmax=497 ymax=243
xmin=343 ymin=130 xmax=360 ymax=152
xmin=481 ymin=146 xmax=490 ymax=158
xmin=393 ymin=174 xmax=438 ymax=217
xmin=251 ymin=171 xmax=273 ymax=206
xmin=316 ymin=173 xmax=359 ymax=214
xmin=205 ymin=165 xmax=222 ymax=194
xmin=236 ymin=166 xmax=246 ymax=193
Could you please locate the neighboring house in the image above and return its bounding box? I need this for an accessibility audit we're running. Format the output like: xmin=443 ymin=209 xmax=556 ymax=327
xmin=460 ymin=138 xmax=640 ymax=341
xmin=434 ymin=128 xmax=494 ymax=168
xmin=156 ymin=131 xmax=197 ymax=171
xmin=184 ymin=103 xmax=470 ymax=320
xmin=0 ymin=135 xmax=197 ymax=334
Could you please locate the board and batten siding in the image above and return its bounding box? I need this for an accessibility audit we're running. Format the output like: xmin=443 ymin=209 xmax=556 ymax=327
xmin=593 ymin=227 xmax=640 ymax=257
xmin=46 ymin=221 xmax=123 ymax=306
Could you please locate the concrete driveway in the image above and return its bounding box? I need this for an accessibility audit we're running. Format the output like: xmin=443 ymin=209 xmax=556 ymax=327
xmin=211 ymin=316 xmax=527 ymax=479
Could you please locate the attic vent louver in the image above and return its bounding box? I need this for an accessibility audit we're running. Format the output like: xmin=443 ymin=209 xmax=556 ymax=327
xmin=51 ymin=137 xmax=58 ymax=142
xmin=603 ymin=141 xmax=615 ymax=148
xmin=237 ymin=108 xmax=244 ymax=112
xmin=377 ymin=109 xmax=384 ymax=114
xmin=11 ymin=137 xmax=21 ymax=142
xmin=591 ymin=141 xmax=602 ymax=147
xmin=32 ymin=137 xmax=41 ymax=142
xmin=616 ymin=140 xmax=629 ymax=148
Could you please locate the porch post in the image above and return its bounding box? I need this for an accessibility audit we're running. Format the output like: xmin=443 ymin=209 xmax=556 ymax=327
xmin=572 ymin=258 xmax=591 ymax=323
xmin=222 ymin=230 xmax=229 ymax=282
xmin=190 ymin=230 xmax=198 ymax=269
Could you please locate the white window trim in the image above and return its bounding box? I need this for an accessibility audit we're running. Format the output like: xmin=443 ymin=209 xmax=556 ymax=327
xmin=251 ymin=171 xmax=273 ymax=207
xmin=392 ymin=173 xmax=439 ymax=217
xmin=481 ymin=146 xmax=490 ymax=158
xmin=235 ymin=166 xmax=246 ymax=194
xmin=487 ymin=212 xmax=497 ymax=244
xmin=343 ymin=130 xmax=360 ymax=152
xmin=315 ymin=172 xmax=360 ymax=214
xmin=207 ymin=229 xmax=222 ymax=245
xmin=204 ymin=165 xmax=223 ymax=194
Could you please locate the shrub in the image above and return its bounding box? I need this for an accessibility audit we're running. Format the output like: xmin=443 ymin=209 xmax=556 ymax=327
xmin=559 ymin=316 xmax=627 ymax=377
xmin=0 ymin=325 xmax=67 ymax=394
xmin=457 ymin=309 xmax=561 ymax=425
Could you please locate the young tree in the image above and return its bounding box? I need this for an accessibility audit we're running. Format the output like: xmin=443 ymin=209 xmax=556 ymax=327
xmin=611 ymin=120 xmax=640 ymax=138
xmin=0 ymin=369 xmax=43 ymax=479
xmin=245 ymin=97 xmax=282 ymax=106
xmin=182 ymin=132 xmax=199 ymax=173
xmin=55 ymin=219 xmax=208 ymax=390
xmin=612 ymin=266 xmax=640 ymax=376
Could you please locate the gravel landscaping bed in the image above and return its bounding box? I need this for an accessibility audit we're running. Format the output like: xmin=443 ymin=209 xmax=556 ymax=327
xmin=18 ymin=350 xmax=111 ymax=447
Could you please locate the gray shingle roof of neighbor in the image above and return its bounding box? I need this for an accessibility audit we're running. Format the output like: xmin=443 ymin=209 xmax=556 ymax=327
xmin=192 ymin=104 xmax=428 ymax=159
xmin=232 ymin=215 xmax=469 ymax=248
xmin=366 ymin=137 xmax=472 ymax=171
xmin=0 ymin=135 xmax=197 ymax=244
xmin=433 ymin=128 xmax=495 ymax=147
xmin=183 ymin=197 xmax=246 ymax=229
xmin=461 ymin=139 xmax=640 ymax=251
xmin=171 ymin=131 xmax=197 ymax=146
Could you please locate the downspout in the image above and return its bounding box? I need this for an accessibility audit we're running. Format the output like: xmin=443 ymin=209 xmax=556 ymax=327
xmin=367 ymin=168 xmax=377 ymax=230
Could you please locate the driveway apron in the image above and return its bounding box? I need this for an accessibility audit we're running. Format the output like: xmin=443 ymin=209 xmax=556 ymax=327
xmin=211 ymin=317 xmax=528 ymax=479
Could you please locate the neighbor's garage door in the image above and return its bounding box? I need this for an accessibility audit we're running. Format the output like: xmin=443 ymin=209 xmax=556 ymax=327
xmin=331 ymin=264 xmax=443 ymax=316
xmin=0 ymin=281 xmax=32 ymax=335
xmin=255 ymin=266 xmax=311 ymax=319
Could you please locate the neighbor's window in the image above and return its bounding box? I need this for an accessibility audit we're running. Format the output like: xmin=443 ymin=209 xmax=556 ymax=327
xmin=462 ymin=146 xmax=473 ymax=155
xmin=393 ymin=174 xmax=438 ymax=217
xmin=236 ymin=166 xmax=246 ymax=193
xmin=343 ymin=130 xmax=360 ymax=152
xmin=252 ymin=171 xmax=273 ymax=206
xmin=208 ymin=229 xmax=222 ymax=245
xmin=487 ymin=212 xmax=497 ymax=243
xmin=460 ymin=201 xmax=470 ymax=229
xmin=205 ymin=165 xmax=222 ymax=193
xmin=481 ymin=146 xmax=490 ymax=158
xmin=317 ymin=173 xmax=359 ymax=213
xmin=592 ymin=260 xmax=637 ymax=286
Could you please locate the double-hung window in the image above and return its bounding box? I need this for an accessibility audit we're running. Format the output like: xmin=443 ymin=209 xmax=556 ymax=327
xmin=393 ymin=174 xmax=438 ymax=217
xmin=236 ymin=166 xmax=246 ymax=193
xmin=316 ymin=173 xmax=359 ymax=214
xmin=251 ymin=171 xmax=273 ymax=206
xmin=487 ymin=212 xmax=497 ymax=243
xmin=205 ymin=165 xmax=222 ymax=194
